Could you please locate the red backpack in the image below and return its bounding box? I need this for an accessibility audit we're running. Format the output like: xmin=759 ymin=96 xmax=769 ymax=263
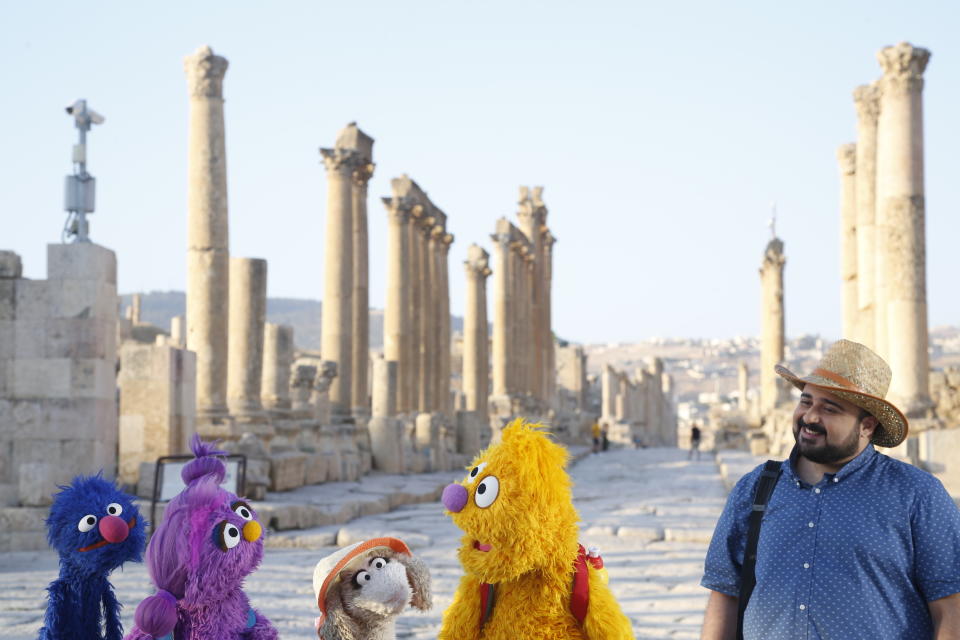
xmin=479 ymin=544 xmax=602 ymax=630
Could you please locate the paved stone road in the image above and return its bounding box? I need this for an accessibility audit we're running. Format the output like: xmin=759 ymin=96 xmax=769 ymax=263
xmin=0 ymin=447 xmax=736 ymax=639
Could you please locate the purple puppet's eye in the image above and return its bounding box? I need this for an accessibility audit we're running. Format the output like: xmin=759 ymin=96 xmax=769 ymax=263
xmin=214 ymin=521 xmax=242 ymax=551
xmin=231 ymin=501 xmax=253 ymax=521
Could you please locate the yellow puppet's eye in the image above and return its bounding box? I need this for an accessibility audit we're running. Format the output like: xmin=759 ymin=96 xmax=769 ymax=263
xmin=474 ymin=475 xmax=499 ymax=508
xmin=467 ymin=462 xmax=488 ymax=484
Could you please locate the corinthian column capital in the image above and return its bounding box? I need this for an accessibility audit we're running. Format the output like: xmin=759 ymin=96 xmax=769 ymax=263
xmin=319 ymin=147 xmax=362 ymax=173
xmin=853 ymin=83 xmax=880 ymax=123
xmin=877 ymin=42 xmax=930 ymax=95
xmin=465 ymin=244 xmax=491 ymax=279
xmin=837 ymin=143 xmax=857 ymax=175
xmin=352 ymin=162 xmax=375 ymax=186
xmin=184 ymin=45 xmax=229 ymax=98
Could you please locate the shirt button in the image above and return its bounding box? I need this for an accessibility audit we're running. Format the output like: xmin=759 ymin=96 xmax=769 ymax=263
xmin=803 ymin=562 xmax=810 ymax=569
xmin=808 ymin=522 xmax=815 ymax=528
xmin=814 ymin=488 xmax=821 ymax=494
xmin=800 ymin=604 xmax=806 ymax=610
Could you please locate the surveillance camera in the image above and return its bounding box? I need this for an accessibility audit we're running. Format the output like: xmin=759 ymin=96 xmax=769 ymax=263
xmin=65 ymin=99 xmax=84 ymax=115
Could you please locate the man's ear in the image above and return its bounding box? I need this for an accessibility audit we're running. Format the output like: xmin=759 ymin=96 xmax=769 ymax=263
xmin=860 ymin=415 xmax=879 ymax=439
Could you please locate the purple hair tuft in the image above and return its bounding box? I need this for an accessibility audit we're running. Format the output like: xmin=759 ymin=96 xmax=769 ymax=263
xmin=181 ymin=434 xmax=228 ymax=485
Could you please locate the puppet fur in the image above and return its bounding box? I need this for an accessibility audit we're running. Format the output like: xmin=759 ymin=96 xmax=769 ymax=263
xmin=438 ymin=419 xmax=633 ymax=640
xmin=123 ymin=435 xmax=277 ymax=640
xmin=313 ymin=539 xmax=431 ymax=640
xmin=39 ymin=474 xmax=146 ymax=640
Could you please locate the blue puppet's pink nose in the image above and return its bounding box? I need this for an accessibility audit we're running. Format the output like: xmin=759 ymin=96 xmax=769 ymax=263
xmin=99 ymin=515 xmax=129 ymax=543
xmin=442 ymin=483 xmax=468 ymax=513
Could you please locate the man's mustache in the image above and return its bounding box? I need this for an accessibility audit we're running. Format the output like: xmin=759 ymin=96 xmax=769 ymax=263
xmin=797 ymin=418 xmax=826 ymax=436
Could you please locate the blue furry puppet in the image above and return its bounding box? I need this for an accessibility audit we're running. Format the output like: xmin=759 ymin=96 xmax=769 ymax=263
xmin=39 ymin=474 xmax=146 ymax=640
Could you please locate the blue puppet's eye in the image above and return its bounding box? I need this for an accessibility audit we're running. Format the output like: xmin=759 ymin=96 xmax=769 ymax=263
xmin=214 ymin=521 xmax=242 ymax=551
xmin=106 ymin=503 xmax=123 ymax=516
xmin=78 ymin=515 xmax=97 ymax=532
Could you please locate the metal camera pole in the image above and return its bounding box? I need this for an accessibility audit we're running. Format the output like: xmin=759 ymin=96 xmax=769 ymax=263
xmin=63 ymin=99 xmax=104 ymax=243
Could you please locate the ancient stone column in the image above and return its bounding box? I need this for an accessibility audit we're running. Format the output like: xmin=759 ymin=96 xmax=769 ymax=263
xmin=517 ymin=187 xmax=544 ymax=403
xmin=464 ymin=245 xmax=491 ymax=422
xmin=601 ymin=365 xmax=617 ymax=423
xmin=338 ymin=124 xmax=375 ymax=416
xmin=368 ymin=357 xmax=402 ymax=473
xmin=738 ymin=361 xmax=749 ymax=412
xmin=262 ymin=323 xmax=294 ymax=411
xmin=854 ymin=83 xmax=880 ymax=348
xmin=408 ymin=205 xmax=423 ymax=411
xmin=429 ymin=220 xmax=445 ymax=412
xmin=319 ymin=145 xmax=360 ymax=418
xmin=759 ymin=236 xmax=787 ymax=416
xmin=438 ymin=231 xmax=454 ymax=416
xmin=131 ymin=293 xmax=142 ymax=325
xmin=491 ymin=220 xmax=513 ymax=397
xmin=184 ymin=45 xmax=230 ymax=418
xmin=837 ymin=143 xmax=858 ymax=339
xmin=382 ymin=195 xmax=411 ymax=413
xmin=542 ymin=229 xmax=556 ymax=405
xmin=226 ymin=257 xmax=267 ymax=416
xmin=418 ymin=211 xmax=435 ymax=412
xmin=170 ymin=315 xmax=185 ymax=348
xmin=876 ymin=42 xmax=933 ymax=417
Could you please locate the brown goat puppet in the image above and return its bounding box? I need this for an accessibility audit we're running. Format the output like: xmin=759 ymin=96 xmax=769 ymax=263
xmin=312 ymin=537 xmax=432 ymax=640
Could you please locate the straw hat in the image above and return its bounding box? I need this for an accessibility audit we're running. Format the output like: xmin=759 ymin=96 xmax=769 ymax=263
xmin=312 ymin=537 xmax=412 ymax=628
xmin=775 ymin=339 xmax=908 ymax=448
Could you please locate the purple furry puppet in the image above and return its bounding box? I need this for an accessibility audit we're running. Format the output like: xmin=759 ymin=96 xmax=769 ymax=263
xmin=123 ymin=435 xmax=278 ymax=640
xmin=39 ymin=474 xmax=146 ymax=640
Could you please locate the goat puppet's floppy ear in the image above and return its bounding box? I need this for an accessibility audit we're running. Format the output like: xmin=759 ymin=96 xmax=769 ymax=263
xmin=317 ymin=582 xmax=364 ymax=640
xmin=399 ymin=553 xmax=433 ymax=611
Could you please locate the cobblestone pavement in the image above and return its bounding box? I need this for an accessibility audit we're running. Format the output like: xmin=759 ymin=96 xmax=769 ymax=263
xmin=0 ymin=447 xmax=734 ymax=639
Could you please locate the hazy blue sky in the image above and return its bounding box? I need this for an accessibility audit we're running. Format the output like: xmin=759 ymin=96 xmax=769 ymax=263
xmin=3 ymin=1 xmax=957 ymax=344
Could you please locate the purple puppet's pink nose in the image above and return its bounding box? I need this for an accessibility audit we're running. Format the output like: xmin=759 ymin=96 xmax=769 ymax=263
xmin=99 ymin=515 xmax=129 ymax=543
xmin=442 ymin=483 xmax=468 ymax=513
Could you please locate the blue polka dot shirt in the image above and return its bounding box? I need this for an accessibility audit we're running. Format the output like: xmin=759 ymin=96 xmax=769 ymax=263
xmin=702 ymin=444 xmax=960 ymax=639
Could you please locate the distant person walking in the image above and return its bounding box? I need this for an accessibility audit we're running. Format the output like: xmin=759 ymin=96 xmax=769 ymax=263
xmin=591 ymin=419 xmax=602 ymax=454
xmin=689 ymin=424 xmax=702 ymax=461
xmin=601 ymin=424 xmax=610 ymax=452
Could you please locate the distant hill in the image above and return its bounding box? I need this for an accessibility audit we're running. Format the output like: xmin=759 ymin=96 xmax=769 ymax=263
xmin=120 ymin=291 xmax=463 ymax=352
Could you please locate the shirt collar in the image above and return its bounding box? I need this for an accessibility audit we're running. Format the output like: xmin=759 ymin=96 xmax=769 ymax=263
xmin=785 ymin=443 xmax=877 ymax=484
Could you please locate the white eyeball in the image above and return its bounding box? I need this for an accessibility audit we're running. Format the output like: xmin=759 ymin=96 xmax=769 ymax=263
xmin=467 ymin=462 xmax=488 ymax=484
xmin=474 ymin=475 xmax=499 ymax=508
xmin=371 ymin=557 xmax=388 ymax=570
xmin=232 ymin=502 xmax=253 ymax=521
xmin=106 ymin=503 xmax=123 ymax=516
xmin=78 ymin=515 xmax=98 ymax=532
xmin=353 ymin=570 xmax=372 ymax=587
xmin=218 ymin=522 xmax=242 ymax=550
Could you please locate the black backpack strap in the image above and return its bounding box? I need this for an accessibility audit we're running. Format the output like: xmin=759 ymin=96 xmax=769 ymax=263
xmin=736 ymin=460 xmax=782 ymax=640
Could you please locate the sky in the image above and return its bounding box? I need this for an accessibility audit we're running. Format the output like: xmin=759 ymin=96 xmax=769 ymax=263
xmin=3 ymin=1 xmax=958 ymax=345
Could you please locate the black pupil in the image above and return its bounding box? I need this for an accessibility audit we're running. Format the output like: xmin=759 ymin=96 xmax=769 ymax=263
xmin=471 ymin=467 xmax=478 ymax=477
xmin=240 ymin=509 xmax=248 ymax=517
xmin=478 ymin=484 xmax=486 ymax=494
xmin=228 ymin=527 xmax=238 ymax=537
xmin=109 ymin=507 xmax=116 ymax=514
xmin=364 ymin=574 xmax=371 ymax=581
xmin=86 ymin=517 xmax=95 ymax=525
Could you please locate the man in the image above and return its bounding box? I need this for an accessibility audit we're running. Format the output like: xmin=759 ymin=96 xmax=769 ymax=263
xmin=689 ymin=423 xmax=702 ymax=461
xmin=591 ymin=419 xmax=602 ymax=454
xmin=700 ymin=340 xmax=960 ymax=639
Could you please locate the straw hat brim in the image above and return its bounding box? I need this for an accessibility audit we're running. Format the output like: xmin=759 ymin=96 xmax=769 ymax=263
xmin=775 ymin=364 xmax=909 ymax=448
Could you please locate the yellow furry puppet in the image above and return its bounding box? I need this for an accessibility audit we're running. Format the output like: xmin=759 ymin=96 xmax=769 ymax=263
xmin=439 ymin=419 xmax=633 ymax=640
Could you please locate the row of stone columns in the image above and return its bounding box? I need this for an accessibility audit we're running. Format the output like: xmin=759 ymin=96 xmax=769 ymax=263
xmin=599 ymin=361 xmax=675 ymax=445
xmin=381 ymin=175 xmax=454 ymax=418
xmin=839 ymin=41 xmax=933 ymax=419
xmin=488 ymin=187 xmax=556 ymax=412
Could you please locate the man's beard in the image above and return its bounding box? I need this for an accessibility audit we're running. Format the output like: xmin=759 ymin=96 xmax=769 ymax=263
xmin=793 ymin=417 xmax=861 ymax=465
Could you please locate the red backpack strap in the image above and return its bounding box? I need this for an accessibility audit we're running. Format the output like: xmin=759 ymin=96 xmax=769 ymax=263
xmin=570 ymin=544 xmax=590 ymax=624
xmin=479 ymin=582 xmax=496 ymax=630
